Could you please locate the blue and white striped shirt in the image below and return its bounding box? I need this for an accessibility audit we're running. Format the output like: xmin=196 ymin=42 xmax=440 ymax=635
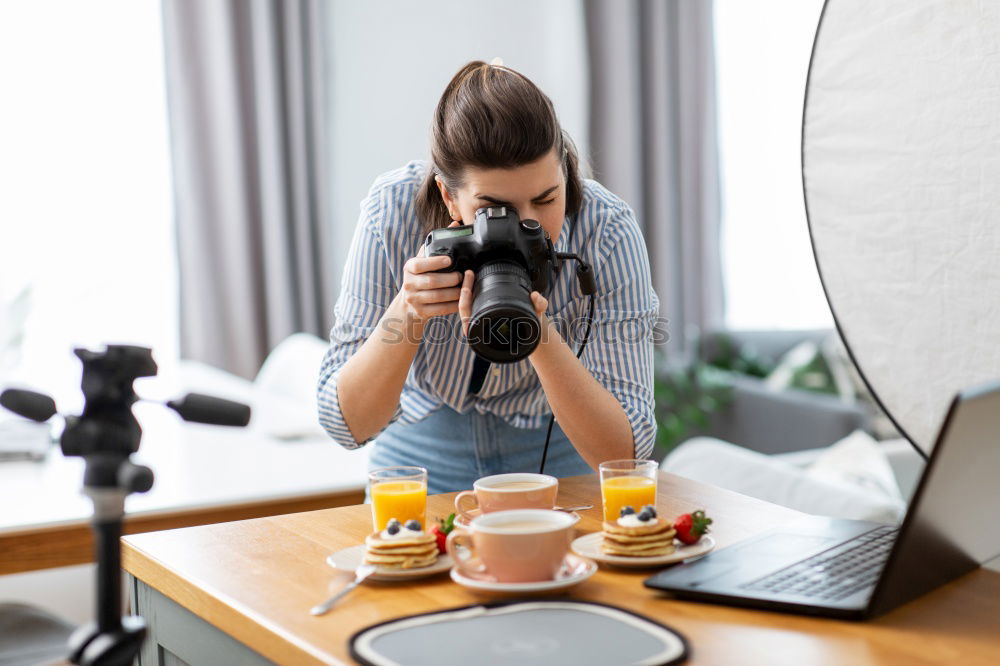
xmin=317 ymin=161 xmax=659 ymax=460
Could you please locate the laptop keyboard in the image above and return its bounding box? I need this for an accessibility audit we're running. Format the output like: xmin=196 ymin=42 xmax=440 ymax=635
xmin=741 ymin=525 xmax=899 ymax=602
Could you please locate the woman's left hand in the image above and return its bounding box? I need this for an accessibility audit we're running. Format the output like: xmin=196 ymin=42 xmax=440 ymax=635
xmin=529 ymin=291 xmax=548 ymax=323
xmin=458 ymin=269 xmax=475 ymax=336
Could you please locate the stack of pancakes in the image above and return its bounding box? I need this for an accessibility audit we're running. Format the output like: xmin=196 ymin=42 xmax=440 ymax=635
xmin=601 ymin=518 xmax=676 ymax=557
xmin=364 ymin=531 xmax=438 ymax=569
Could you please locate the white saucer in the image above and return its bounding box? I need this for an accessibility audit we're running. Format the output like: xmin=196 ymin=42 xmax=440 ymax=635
xmin=571 ymin=532 xmax=715 ymax=568
xmin=327 ymin=544 xmax=453 ymax=582
xmin=449 ymin=553 xmax=597 ymax=593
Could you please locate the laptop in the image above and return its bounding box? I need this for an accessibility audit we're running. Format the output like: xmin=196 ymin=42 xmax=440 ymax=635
xmin=644 ymin=381 xmax=1000 ymax=619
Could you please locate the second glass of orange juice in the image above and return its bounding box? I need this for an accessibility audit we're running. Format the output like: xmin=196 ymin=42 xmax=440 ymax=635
xmin=599 ymin=459 xmax=658 ymax=521
xmin=369 ymin=466 xmax=427 ymax=531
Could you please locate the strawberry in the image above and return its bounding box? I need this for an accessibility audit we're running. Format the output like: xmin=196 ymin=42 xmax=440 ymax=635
xmin=674 ymin=510 xmax=712 ymax=545
xmin=430 ymin=512 xmax=456 ymax=554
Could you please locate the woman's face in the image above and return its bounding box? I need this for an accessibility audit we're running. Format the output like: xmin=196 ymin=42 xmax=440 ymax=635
xmin=436 ymin=149 xmax=567 ymax=242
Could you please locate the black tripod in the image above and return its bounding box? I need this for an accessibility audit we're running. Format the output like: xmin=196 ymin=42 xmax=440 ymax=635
xmin=1 ymin=345 xmax=251 ymax=665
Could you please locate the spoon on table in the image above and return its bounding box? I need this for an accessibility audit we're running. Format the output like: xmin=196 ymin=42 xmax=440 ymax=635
xmin=311 ymin=563 xmax=377 ymax=616
xmin=554 ymin=504 xmax=593 ymax=512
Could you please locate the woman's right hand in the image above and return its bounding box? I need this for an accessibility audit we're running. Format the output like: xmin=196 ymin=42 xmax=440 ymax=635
xmin=399 ymin=247 xmax=463 ymax=320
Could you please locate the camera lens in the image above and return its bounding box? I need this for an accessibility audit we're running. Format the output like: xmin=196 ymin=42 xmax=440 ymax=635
xmin=467 ymin=261 xmax=541 ymax=363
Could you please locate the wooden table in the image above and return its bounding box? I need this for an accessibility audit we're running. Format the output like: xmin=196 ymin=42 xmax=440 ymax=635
xmin=122 ymin=473 xmax=1000 ymax=665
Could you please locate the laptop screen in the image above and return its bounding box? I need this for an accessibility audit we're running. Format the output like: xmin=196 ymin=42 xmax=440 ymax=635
xmin=869 ymin=381 xmax=1000 ymax=615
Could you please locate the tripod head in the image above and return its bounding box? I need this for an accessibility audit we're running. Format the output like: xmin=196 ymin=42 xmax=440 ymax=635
xmin=64 ymin=345 xmax=155 ymax=457
xmin=59 ymin=346 xmax=158 ymax=496
xmin=1 ymin=344 xmax=252 ymax=665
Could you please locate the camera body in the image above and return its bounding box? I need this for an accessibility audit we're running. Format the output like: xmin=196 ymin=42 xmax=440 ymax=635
xmin=423 ymin=206 xmax=560 ymax=362
xmin=423 ymin=205 xmax=557 ymax=294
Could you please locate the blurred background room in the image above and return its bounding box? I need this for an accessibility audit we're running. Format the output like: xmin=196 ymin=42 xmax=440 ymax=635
xmin=1 ymin=0 xmax=916 ymax=632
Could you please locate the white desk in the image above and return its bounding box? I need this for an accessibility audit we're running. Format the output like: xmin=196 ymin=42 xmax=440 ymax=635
xmin=0 ymin=361 xmax=370 ymax=574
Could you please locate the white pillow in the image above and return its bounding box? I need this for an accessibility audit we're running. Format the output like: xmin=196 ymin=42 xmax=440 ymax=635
xmin=662 ymin=437 xmax=905 ymax=524
xmin=804 ymin=430 xmax=903 ymax=505
xmin=252 ymin=333 xmax=330 ymax=440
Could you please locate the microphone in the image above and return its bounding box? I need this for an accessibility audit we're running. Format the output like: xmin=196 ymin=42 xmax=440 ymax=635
xmin=166 ymin=393 xmax=252 ymax=427
xmin=0 ymin=388 xmax=58 ymax=422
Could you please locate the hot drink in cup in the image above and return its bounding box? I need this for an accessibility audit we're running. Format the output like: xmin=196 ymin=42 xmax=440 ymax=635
xmin=446 ymin=509 xmax=578 ymax=582
xmin=454 ymin=473 xmax=558 ymax=522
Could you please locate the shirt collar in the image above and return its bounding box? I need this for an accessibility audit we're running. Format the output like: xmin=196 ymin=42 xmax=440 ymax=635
xmin=553 ymin=214 xmax=572 ymax=254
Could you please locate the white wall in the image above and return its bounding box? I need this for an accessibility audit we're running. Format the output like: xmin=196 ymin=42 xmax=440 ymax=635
xmin=324 ymin=0 xmax=589 ymax=299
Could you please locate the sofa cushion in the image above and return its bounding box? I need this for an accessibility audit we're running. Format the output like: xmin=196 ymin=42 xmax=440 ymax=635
xmin=662 ymin=437 xmax=905 ymax=523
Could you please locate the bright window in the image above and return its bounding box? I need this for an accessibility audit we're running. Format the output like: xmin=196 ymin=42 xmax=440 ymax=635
xmin=0 ymin=0 xmax=176 ymax=407
xmin=715 ymin=0 xmax=831 ymax=330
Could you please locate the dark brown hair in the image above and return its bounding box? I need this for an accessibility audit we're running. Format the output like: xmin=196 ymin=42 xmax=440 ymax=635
xmin=416 ymin=61 xmax=585 ymax=231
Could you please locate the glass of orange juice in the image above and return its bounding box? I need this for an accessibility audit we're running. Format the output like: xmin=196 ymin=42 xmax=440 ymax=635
xmin=599 ymin=459 xmax=658 ymax=522
xmin=369 ymin=466 xmax=428 ymax=532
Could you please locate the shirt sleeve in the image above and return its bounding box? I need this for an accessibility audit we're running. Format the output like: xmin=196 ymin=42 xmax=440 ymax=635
xmin=316 ymin=192 xmax=404 ymax=449
xmin=578 ymin=203 xmax=659 ymax=460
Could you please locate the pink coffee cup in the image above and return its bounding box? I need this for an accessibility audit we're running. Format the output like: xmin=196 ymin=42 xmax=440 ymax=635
xmin=454 ymin=473 xmax=558 ymax=523
xmin=446 ymin=509 xmax=579 ymax=583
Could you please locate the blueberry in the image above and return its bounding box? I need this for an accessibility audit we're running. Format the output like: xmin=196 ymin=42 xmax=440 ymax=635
xmin=637 ymin=509 xmax=653 ymax=522
xmin=405 ymin=519 xmax=421 ymax=531
xmin=619 ymin=506 xmax=636 ymax=517
xmin=641 ymin=505 xmax=657 ymax=518
xmin=386 ymin=522 xmax=401 ymax=535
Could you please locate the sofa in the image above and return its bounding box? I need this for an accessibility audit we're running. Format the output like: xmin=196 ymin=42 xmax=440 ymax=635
xmin=685 ymin=329 xmax=872 ymax=456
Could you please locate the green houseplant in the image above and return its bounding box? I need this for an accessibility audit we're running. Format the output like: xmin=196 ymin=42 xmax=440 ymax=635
xmin=652 ymin=334 xmax=778 ymax=459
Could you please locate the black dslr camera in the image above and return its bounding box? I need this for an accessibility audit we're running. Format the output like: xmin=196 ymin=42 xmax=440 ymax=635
xmin=424 ymin=206 xmax=559 ymax=363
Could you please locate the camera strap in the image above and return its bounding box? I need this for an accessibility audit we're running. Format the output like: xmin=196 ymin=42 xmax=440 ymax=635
xmin=467 ymin=356 xmax=491 ymax=395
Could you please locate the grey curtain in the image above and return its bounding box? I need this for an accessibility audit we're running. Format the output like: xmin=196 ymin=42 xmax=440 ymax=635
xmin=585 ymin=0 xmax=723 ymax=361
xmin=161 ymin=0 xmax=333 ymax=379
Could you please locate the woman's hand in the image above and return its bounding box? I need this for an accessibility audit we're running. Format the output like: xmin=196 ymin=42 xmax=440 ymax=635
xmin=529 ymin=291 xmax=548 ymax=322
xmin=400 ymin=247 xmax=463 ymax=321
xmin=458 ymin=270 xmax=475 ymax=336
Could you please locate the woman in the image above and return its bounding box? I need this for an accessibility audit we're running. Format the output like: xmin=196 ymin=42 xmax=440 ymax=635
xmin=318 ymin=61 xmax=658 ymax=494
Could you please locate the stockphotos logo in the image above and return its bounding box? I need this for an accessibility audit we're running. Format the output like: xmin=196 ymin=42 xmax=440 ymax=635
xmin=332 ymin=313 xmax=670 ymax=347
